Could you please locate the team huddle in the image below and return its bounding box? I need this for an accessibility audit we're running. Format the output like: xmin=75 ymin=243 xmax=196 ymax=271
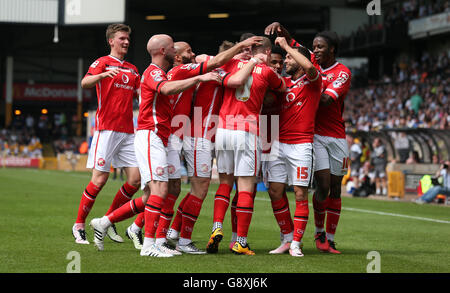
xmin=71 ymin=21 xmax=352 ymax=258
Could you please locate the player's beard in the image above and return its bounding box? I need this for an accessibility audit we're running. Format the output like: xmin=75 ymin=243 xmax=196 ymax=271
xmin=181 ymin=55 xmax=192 ymax=64
xmin=165 ymin=54 xmax=175 ymax=68
xmin=285 ymin=63 xmax=300 ymax=76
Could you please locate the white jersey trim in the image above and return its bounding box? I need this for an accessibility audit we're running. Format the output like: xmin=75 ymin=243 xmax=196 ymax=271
xmin=203 ymin=87 xmax=219 ymax=139
xmin=320 ymin=62 xmax=339 ymax=72
xmin=153 ymin=93 xmax=159 ymax=134
xmin=325 ymin=88 xmax=339 ymax=98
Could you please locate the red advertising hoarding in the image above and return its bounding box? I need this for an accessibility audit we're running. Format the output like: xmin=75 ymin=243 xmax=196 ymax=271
xmin=0 ymin=157 xmax=41 ymax=168
xmin=4 ymin=83 xmax=94 ymax=101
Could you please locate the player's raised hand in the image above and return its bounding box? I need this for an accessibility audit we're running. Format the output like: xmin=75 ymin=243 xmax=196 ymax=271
xmin=103 ymin=68 xmax=120 ymax=79
xmin=264 ymin=22 xmax=281 ymax=35
xmin=264 ymin=22 xmax=291 ymax=40
xmin=275 ymin=37 xmax=289 ymax=50
xmin=239 ymin=36 xmax=264 ymax=48
xmin=199 ymin=72 xmax=221 ymax=83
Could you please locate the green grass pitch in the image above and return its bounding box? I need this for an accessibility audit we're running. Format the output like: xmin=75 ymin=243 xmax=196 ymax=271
xmin=0 ymin=168 xmax=449 ymax=273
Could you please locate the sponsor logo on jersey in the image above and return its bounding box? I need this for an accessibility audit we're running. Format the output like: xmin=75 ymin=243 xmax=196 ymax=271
xmin=333 ymin=71 xmax=349 ymax=88
xmin=181 ymin=63 xmax=200 ymax=71
xmin=150 ymin=69 xmax=164 ymax=82
xmin=90 ymin=61 xmax=100 ymax=68
xmin=122 ymin=74 xmax=129 ymax=84
xmin=215 ymin=68 xmax=227 ymax=77
xmin=285 ymin=92 xmax=295 ymax=102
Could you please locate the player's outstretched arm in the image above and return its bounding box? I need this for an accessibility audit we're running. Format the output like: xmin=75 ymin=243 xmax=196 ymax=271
xmin=275 ymin=37 xmax=317 ymax=80
xmin=81 ymin=68 xmax=120 ymax=88
xmin=206 ymin=36 xmax=263 ymax=71
xmin=224 ymin=57 xmax=261 ymax=88
xmin=160 ymin=72 xmax=221 ymax=95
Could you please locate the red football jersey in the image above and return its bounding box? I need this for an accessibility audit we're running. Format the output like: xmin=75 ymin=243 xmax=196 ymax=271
xmin=290 ymin=38 xmax=351 ymax=138
xmin=167 ymin=62 xmax=208 ymax=139
xmin=137 ymin=63 xmax=171 ymax=145
xmin=279 ymin=71 xmax=322 ymax=144
xmin=315 ymin=62 xmax=351 ymax=138
xmin=220 ymin=59 xmax=284 ymax=135
xmin=190 ymin=82 xmax=223 ymax=143
xmin=86 ymin=55 xmax=140 ymax=134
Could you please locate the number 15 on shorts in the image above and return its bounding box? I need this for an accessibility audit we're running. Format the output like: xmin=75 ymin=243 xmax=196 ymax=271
xmin=296 ymin=167 xmax=309 ymax=180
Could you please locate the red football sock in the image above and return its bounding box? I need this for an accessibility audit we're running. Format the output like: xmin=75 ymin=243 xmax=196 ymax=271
xmin=180 ymin=195 xmax=204 ymax=240
xmin=107 ymin=196 xmax=145 ymax=224
xmin=134 ymin=212 xmax=145 ymax=229
xmin=283 ymin=191 xmax=294 ymax=231
xmin=75 ymin=181 xmax=101 ymax=224
xmin=271 ymin=192 xmax=294 ymax=235
xmin=236 ymin=191 xmax=254 ymax=238
xmin=326 ymin=197 xmax=341 ymax=235
xmin=213 ymin=184 xmax=232 ymax=223
xmin=313 ymin=193 xmax=326 ymax=231
xmin=293 ymin=200 xmax=309 ymax=242
xmin=230 ymin=191 xmax=238 ymax=233
xmin=144 ymin=195 xmax=164 ymax=239
xmin=105 ymin=182 xmax=139 ymax=215
xmin=170 ymin=193 xmax=190 ymax=232
xmin=156 ymin=193 xmax=178 ymax=238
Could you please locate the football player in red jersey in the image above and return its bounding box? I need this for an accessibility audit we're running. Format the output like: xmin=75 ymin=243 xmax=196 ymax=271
xmin=262 ymin=45 xmax=296 ymax=255
xmin=265 ymin=22 xmax=352 ymax=254
xmin=211 ymin=37 xmax=286 ymax=255
xmin=88 ymin=34 xmax=221 ymax=257
xmin=72 ymin=24 xmax=142 ymax=246
xmin=206 ymin=33 xmax=263 ymax=254
xmin=267 ymin=37 xmax=322 ymax=257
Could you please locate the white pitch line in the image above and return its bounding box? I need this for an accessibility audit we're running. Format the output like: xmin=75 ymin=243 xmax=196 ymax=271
xmin=341 ymin=206 xmax=450 ymax=224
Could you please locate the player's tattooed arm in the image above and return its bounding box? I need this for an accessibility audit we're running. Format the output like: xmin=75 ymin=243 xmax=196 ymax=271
xmin=160 ymin=72 xmax=221 ymax=95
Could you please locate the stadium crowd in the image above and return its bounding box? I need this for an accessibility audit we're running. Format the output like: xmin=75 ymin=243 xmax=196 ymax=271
xmin=349 ymin=0 xmax=449 ymax=41
xmin=344 ymin=49 xmax=450 ymax=132
xmin=386 ymin=0 xmax=449 ymax=26
xmin=0 ymin=127 xmax=43 ymax=158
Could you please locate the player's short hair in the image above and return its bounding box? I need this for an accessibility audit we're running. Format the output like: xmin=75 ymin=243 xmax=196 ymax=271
xmin=218 ymin=40 xmax=235 ymax=53
xmin=239 ymin=32 xmax=255 ymax=42
xmin=251 ymin=36 xmax=271 ymax=55
xmin=271 ymin=45 xmax=285 ymax=58
xmin=106 ymin=23 xmax=131 ymax=42
xmin=296 ymin=46 xmax=311 ymax=62
xmin=315 ymin=31 xmax=339 ymax=56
